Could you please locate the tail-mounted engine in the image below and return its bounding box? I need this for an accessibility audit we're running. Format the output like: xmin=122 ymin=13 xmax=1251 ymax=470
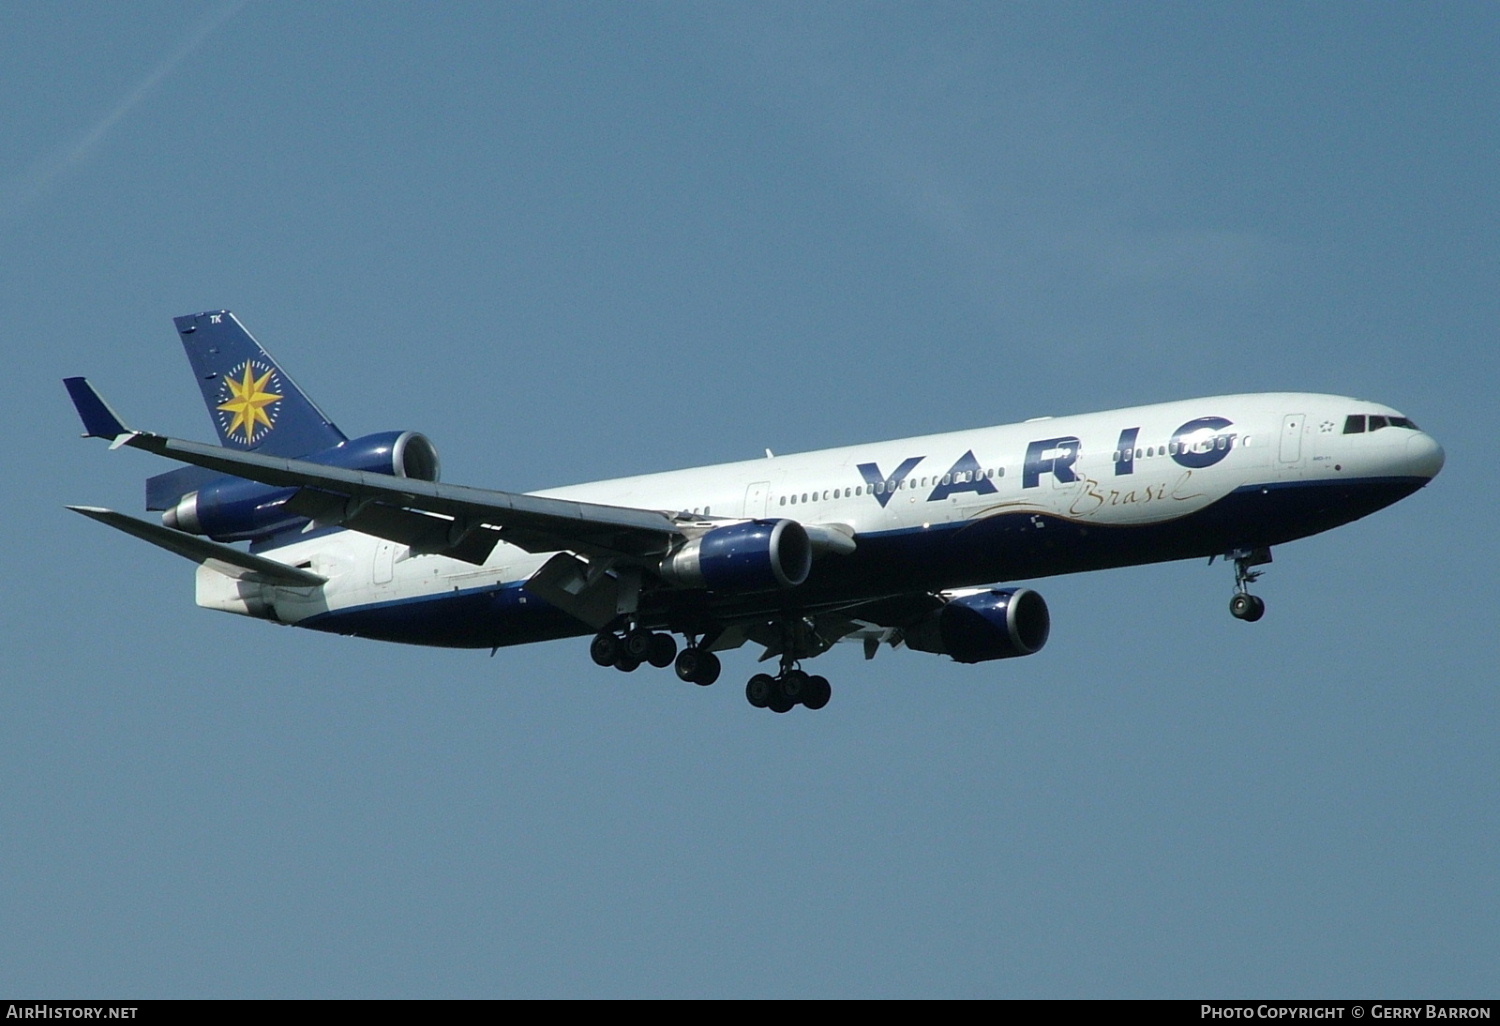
xmin=904 ymin=587 xmax=1051 ymax=663
xmin=163 ymin=431 xmax=440 ymax=541
xmin=659 ymin=519 xmax=812 ymax=592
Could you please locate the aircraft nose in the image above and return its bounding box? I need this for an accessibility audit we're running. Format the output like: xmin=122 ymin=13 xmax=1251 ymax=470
xmin=1404 ymin=431 xmax=1445 ymax=479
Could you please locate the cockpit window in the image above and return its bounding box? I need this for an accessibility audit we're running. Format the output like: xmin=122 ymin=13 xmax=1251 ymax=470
xmin=1346 ymin=413 xmax=1419 ymax=434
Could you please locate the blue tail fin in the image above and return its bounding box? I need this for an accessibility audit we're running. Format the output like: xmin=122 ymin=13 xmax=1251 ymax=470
xmin=173 ymin=311 xmax=346 ymax=456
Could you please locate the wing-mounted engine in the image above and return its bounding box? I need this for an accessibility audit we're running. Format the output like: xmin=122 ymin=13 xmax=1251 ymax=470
xmin=162 ymin=430 xmax=440 ymax=541
xmin=904 ymin=587 xmax=1050 ymax=663
xmin=659 ymin=519 xmax=812 ymax=591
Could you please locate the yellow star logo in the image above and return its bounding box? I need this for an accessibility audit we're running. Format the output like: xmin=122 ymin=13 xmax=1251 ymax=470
xmin=217 ymin=362 xmax=282 ymax=443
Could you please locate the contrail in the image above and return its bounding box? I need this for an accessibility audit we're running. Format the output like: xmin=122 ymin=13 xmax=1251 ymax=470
xmin=2 ymin=1 xmax=246 ymax=221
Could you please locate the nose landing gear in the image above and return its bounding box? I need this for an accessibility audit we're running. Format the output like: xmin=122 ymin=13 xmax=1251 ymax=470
xmin=1226 ymin=547 xmax=1271 ymax=622
xmin=1229 ymin=592 xmax=1265 ymax=621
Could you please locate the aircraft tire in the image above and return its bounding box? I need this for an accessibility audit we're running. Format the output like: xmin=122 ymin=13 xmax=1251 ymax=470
xmin=691 ymin=650 xmax=721 ymax=686
xmin=624 ymin=628 xmax=655 ymax=661
xmin=802 ymin=675 xmax=831 ymax=711
xmin=614 ymin=654 xmax=642 ymax=672
xmin=746 ymin=674 xmax=774 ymax=708
xmin=675 ymin=647 xmax=709 ymax=684
xmin=647 ymin=632 xmax=677 ymax=669
xmin=779 ymin=669 xmax=808 ymax=704
xmin=591 ymin=631 xmax=622 ymax=667
xmin=1230 ymin=594 xmax=1265 ymax=621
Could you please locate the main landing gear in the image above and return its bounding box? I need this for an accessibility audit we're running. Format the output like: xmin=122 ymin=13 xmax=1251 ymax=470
xmin=744 ymin=663 xmax=832 ymax=714
xmin=1226 ymin=547 xmax=1271 ymax=622
xmin=589 ymin=620 xmax=834 ymax=711
xmin=590 ymin=627 xmax=720 ymax=685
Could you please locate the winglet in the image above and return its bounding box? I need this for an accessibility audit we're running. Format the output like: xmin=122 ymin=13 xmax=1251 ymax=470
xmin=64 ymin=377 xmax=132 ymax=441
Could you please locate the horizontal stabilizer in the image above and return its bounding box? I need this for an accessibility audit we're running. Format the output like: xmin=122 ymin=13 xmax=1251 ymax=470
xmin=68 ymin=506 xmax=326 ymax=587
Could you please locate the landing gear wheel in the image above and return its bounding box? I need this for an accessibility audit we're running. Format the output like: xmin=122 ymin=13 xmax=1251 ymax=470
xmin=746 ymin=674 xmax=774 ymax=708
xmin=590 ymin=631 xmax=622 ymax=667
xmin=1229 ymin=593 xmax=1252 ymax=620
xmin=675 ymin=647 xmax=720 ymax=686
xmin=692 ymin=650 xmax=720 ymax=686
xmin=767 ymin=690 xmax=795 ymax=714
xmin=802 ymin=674 xmax=832 ymax=711
xmin=647 ymin=632 xmax=677 ymax=669
xmin=1229 ymin=593 xmax=1266 ymax=622
xmin=624 ymin=628 xmax=655 ymax=661
xmin=1226 ymin=548 xmax=1271 ymax=623
xmin=614 ymin=654 xmax=641 ymax=672
xmin=779 ymin=669 xmax=808 ymax=704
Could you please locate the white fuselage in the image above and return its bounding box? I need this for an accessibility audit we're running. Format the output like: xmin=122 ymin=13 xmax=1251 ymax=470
xmin=202 ymin=392 xmax=1443 ymax=638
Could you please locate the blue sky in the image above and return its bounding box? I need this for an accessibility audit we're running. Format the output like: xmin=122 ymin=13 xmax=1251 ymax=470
xmin=3 ymin=2 xmax=1496 ymax=997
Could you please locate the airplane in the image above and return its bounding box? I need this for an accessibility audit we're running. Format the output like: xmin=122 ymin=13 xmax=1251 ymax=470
xmin=65 ymin=311 xmax=1445 ymax=713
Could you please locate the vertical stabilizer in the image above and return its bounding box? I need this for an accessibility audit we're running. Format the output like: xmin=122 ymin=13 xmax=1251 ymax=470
xmin=173 ymin=311 xmax=347 ymax=456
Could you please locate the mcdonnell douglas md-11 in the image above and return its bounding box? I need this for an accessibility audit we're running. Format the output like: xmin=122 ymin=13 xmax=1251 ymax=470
xmin=66 ymin=312 xmax=1444 ymax=713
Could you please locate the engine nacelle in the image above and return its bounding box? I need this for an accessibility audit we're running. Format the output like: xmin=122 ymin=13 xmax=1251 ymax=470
xmin=904 ymin=588 xmax=1050 ymax=663
xmin=660 ymin=519 xmax=812 ymax=592
xmin=163 ymin=430 xmax=440 ymax=541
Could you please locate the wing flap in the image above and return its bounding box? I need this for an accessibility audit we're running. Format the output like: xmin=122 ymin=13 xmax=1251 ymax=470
xmin=285 ymin=489 xmax=501 ymax=565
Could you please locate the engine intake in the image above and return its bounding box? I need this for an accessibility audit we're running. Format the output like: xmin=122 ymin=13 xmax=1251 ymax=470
xmin=163 ymin=430 xmax=440 ymax=541
xmin=904 ymin=588 xmax=1050 ymax=663
xmin=660 ymin=519 xmax=812 ymax=592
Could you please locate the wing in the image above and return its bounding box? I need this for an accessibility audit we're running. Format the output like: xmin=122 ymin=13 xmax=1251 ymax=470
xmin=65 ymin=377 xmax=683 ymax=564
xmin=723 ymin=591 xmax=945 ymax=662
